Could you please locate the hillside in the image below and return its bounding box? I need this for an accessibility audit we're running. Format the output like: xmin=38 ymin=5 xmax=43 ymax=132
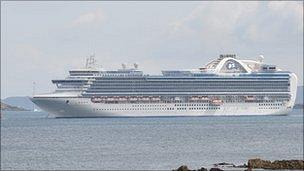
xmin=3 ymin=96 xmax=36 ymax=111
xmin=1 ymin=102 xmax=28 ymax=111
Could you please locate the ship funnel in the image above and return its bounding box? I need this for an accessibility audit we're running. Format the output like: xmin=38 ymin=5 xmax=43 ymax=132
xmin=85 ymin=54 xmax=96 ymax=69
xmin=134 ymin=63 xmax=139 ymax=69
xmin=122 ymin=63 xmax=127 ymax=69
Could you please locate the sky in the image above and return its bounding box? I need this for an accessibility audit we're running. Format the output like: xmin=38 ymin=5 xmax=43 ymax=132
xmin=1 ymin=1 xmax=303 ymax=99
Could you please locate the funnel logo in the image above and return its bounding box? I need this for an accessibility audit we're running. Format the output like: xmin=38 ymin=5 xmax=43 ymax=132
xmin=226 ymin=62 xmax=236 ymax=70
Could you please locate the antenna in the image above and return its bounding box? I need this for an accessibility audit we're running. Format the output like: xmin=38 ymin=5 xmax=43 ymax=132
xmin=85 ymin=54 xmax=96 ymax=69
xmin=134 ymin=63 xmax=139 ymax=69
xmin=86 ymin=58 xmax=89 ymax=68
xmin=32 ymin=82 xmax=36 ymax=96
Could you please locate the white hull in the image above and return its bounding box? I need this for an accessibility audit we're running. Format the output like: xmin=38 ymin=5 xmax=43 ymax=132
xmin=31 ymin=54 xmax=298 ymax=118
xmin=31 ymin=97 xmax=292 ymax=118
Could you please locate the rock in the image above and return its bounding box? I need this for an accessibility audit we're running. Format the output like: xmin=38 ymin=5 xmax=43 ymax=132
xmin=235 ymin=163 xmax=248 ymax=168
xmin=248 ymin=158 xmax=272 ymax=168
xmin=213 ymin=162 xmax=235 ymax=167
xmin=173 ymin=165 xmax=206 ymax=171
xmin=197 ymin=167 xmax=208 ymax=171
xmin=243 ymin=168 xmax=252 ymax=171
xmin=248 ymin=158 xmax=304 ymax=170
xmin=209 ymin=168 xmax=224 ymax=171
xmin=173 ymin=165 xmax=191 ymax=171
xmin=271 ymin=160 xmax=304 ymax=169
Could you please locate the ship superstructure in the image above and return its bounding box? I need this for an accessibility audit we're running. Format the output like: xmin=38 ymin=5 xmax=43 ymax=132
xmin=31 ymin=54 xmax=297 ymax=117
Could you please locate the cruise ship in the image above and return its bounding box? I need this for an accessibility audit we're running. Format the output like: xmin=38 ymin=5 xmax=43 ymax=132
xmin=31 ymin=54 xmax=298 ymax=118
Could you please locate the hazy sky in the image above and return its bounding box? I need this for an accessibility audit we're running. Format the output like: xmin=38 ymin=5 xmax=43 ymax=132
xmin=1 ymin=1 xmax=303 ymax=99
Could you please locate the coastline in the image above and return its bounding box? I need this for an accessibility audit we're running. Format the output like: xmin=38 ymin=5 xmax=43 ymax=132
xmin=0 ymin=102 xmax=29 ymax=111
xmin=174 ymin=159 xmax=304 ymax=171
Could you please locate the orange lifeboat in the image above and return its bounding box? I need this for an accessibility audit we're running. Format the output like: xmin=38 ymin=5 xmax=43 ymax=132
xmin=152 ymin=96 xmax=161 ymax=101
xmin=91 ymin=97 xmax=103 ymax=103
xmin=245 ymin=96 xmax=256 ymax=102
xmin=201 ymin=96 xmax=209 ymax=100
xmin=118 ymin=97 xmax=127 ymax=101
xmin=190 ymin=96 xmax=199 ymax=101
xmin=106 ymin=97 xmax=115 ymax=101
xmin=210 ymin=99 xmax=223 ymax=105
xmin=142 ymin=97 xmax=150 ymax=101
xmin=130 ymin=97 xmax=138 ymax=101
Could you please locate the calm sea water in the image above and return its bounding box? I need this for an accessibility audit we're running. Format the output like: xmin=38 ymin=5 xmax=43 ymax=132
xmin=1 ymin=110 xmax=303 ymax=170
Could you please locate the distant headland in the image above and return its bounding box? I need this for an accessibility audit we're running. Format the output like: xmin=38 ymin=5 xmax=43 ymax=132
xmin=1 ymin=102 xmax=29 ymax=111
xmin=173 ymin=158 xmax=304 ymax=171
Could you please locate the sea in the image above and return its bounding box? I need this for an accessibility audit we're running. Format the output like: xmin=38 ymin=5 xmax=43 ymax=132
xmin=1 ymin=109 xmax=303 ymax=170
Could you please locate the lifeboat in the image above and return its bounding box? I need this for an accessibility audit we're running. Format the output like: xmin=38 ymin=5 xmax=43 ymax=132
xmin=200 ymin=96 xmax=209 ymax=100
xmin=106 ymin=97 xmax=115 ymax=101
xmin=210 ymin=99 xmax=223 ymax=105
xmin=246 ymin=96 xmax=255 ymax=100
xmin=174 ymin=97 xmax=181 ymax=101
xmin=118 ymin=97 xmax=127 ymax=101
xmin=152 ymin=97 xmax=161 ymax=101
xmin=190 ymin=96 xmax=199 ymax=101
xmin=130 ymin=97 xmax=138 ymax=101
xmin=91 ymin=97 xmax=103 ymax=103
xmin=142 ymin=97 xmax=150 ymax=101
xmin=245 ymin=96 xmax=256 ymax=102
xmin=113 ymin=96 xmax=120 ymax=101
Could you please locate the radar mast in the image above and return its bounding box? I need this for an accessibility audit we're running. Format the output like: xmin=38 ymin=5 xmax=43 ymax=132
xmin=85 ymin=54 xmax=96 ymax=69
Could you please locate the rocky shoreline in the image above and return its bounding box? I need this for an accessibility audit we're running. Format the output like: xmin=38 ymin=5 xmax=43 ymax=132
xmin=173 ymin=158 xmax=304 ymax=171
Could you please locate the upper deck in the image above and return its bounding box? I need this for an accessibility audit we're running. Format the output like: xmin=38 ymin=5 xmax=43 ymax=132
xmin=49 ymin=54 xmax=293 ymax=97
xmin=61 ymin=54 xmax=282 ymax=78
